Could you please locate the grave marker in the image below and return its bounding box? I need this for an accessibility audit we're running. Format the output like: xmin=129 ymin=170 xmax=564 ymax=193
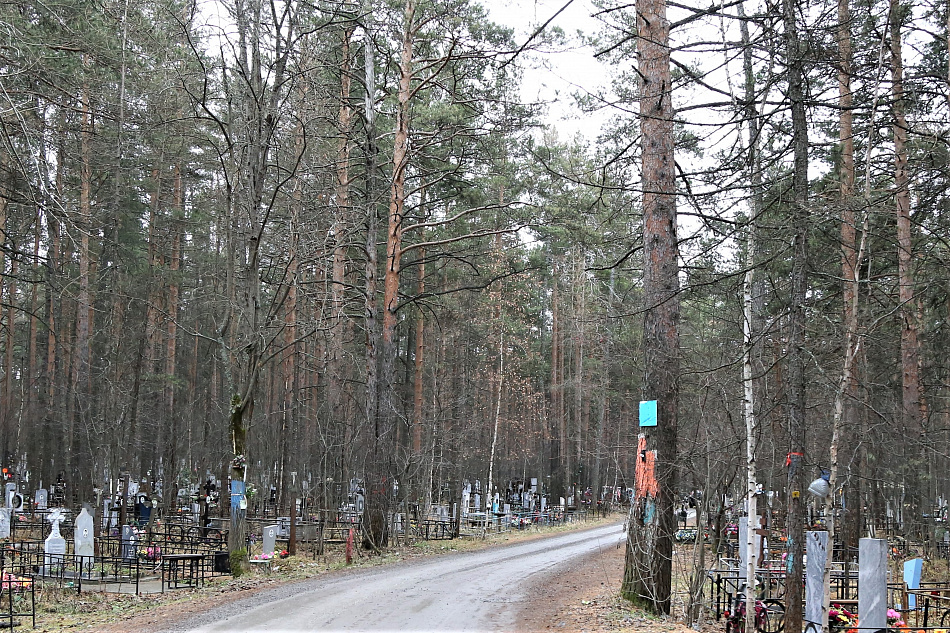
xmin=0 ymin=508 xmax=10 ymax=539
xmin=859 ymin=538 xmax=888 ymax=632
xmin=903 ymin=557 xmax=923 ymax=608
xmin=262 ymin=524 xmax=277 ymax=554
xmin=75 ymin=507 xmax=94 ymax=571
xmin=44 ymin=508 xmax=67 ymax=572
xmin=121 ymin=524 xmax=138 ymax=561
xmin=34 ymin=489 xmax=48 ymax=510
xmin=102 ymin=499 xmax=117 ymax=530
xmin=805 ymin=530 xmax=828 ymax=627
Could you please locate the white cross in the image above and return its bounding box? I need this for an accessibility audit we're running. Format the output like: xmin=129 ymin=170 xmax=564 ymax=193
xmin=47 ymin=508 xmax=64 ymax=537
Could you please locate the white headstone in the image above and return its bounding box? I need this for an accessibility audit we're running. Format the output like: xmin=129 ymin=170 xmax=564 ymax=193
xmin=4 ymin=483 xmax=15 ymax=508
xmin=805 ymin=531 xmax=828 ymax=626
xmin=75 ymin=507 xmax=95 ymax=570
xmin=262 ymin=524 xmax=277 ymax=554
xmin=34 ymin=489 xmax=48 ymax=510
xmin=0 ymin=508 xmax=10 ymax=538
xmin=859 ymin=538 xmax=888 ymax=632
xmin=44 ymin=509 xmax=67 ymax=571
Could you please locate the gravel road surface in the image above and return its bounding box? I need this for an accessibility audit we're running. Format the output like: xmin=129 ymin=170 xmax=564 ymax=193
xmin=166 ymin=521 xmax=625 ymax=633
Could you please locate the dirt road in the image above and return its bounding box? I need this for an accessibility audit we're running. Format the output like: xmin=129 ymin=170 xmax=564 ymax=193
xmin=165 ymin=521 xmax=626 ymax=632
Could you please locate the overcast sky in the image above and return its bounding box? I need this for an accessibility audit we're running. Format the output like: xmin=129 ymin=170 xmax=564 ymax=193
xmin=483 ymin=0 xmax=609 ymax=140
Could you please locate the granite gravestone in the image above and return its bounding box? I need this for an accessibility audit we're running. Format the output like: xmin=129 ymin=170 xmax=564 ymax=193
xmin=75 ymin=507 xmax=95 ymax=571
xmin=262 ymin=525 xmax=277 ymax=554
xmin=805 ymin=530 xmax=828 ymax=627
xmin=44 ymin=508 xmax=67 ymax=572
xmin=135 ymin=496 xmax=152 ymax=526
xmin=859 ymin=538 xmax=888 ymax=632
xmin=34 ymin=489 xmax=48 ymax=510
xmin=0 ymin=508 xmax=10 ymax=539
xmin=121 ymin=525 xmax=138 ymax=560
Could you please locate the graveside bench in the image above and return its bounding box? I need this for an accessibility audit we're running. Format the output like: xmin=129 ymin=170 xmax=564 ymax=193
xmin=162 ymin=553 xmax=205 ymax=590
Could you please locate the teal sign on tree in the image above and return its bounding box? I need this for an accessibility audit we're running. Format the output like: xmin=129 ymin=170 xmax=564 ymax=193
xmin=639 ymin=400 xmax=658 ymax=427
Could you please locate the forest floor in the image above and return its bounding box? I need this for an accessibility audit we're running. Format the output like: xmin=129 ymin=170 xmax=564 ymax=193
xmin=26 ymin=515 xmax=712 ymax=632
xmin=516 ymin=537 xmax=705 ymax=633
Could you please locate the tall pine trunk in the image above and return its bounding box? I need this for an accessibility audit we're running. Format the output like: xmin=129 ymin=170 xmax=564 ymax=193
xmin=331 ymin=26 xmax=353 ymax=463
xmin=362 ymin=7 xmax=383 ymax=547
xmin=782 ymin=0 xmax=810 ymax=626
xmin=623 ymin=0 xmax=678 ymax=611
xmin=891 ymin=0 xmax=922 ymax=434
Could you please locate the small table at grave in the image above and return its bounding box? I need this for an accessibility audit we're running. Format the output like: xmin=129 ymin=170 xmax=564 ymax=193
xmin=162 ymin=553 xmax=205 ymax=590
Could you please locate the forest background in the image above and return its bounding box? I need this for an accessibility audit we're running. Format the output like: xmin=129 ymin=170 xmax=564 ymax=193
xmin=0 ymin=0 xmax=947 ymax=594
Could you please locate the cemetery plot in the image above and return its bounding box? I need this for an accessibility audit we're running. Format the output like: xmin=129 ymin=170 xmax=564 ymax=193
xmin=702 ymin=518 xmax=950 ymax=633
xmin=0 ymin=471 xmax=605 ymax=629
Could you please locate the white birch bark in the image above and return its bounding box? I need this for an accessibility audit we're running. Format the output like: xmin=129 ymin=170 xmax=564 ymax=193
xmin=744 ymin=262 xmax=757 ymax=633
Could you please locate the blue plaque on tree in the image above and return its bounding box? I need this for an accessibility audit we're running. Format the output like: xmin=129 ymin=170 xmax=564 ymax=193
xmin=639 ymin=400 xmax=658 ymax=427
xmin=231 ymin=480 xmax=246 ymax=509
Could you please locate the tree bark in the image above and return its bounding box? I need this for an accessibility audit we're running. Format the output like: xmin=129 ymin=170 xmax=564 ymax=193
xmin=70 ymin=65 xmax=94 ymax=490
xmin=362 ymin=5 xmax=385 ymax=548
xmin=331 ymin=26 xmax=354 ymax=459
xmin=781 ymin=0 xmax=810 ymax=626
xmin=623 ymin=0 xmax=678 ymax=611
xmin=551 ymin=260 xmax=566 ymax=498
xmin=412 ymin=248 xmax=425 ymax=465
xmin=838 ymin=0 xmax=863 ymax=554
xmin=573 ymin=253 xmax=585 ymax=489
xmin=164 ymin=164 xmax=182 ymax=510
xmin=0 ymin=155 xmax=8 ymax=440
xmin=891 ymin=0 xmax=922 ymax=435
